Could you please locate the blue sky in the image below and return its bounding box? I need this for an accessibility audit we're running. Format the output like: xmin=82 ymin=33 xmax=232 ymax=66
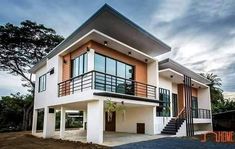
xmin=0 ymin=0 xmax=235 ymax=96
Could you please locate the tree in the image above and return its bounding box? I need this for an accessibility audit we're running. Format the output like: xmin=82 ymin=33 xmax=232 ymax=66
xmin=0 ymin=20 xmax=64 ymax=130
xmin=0 ymin=93 xmax=32 ymax=131
xmin=200 ymin=73 xmax=224 ymax=104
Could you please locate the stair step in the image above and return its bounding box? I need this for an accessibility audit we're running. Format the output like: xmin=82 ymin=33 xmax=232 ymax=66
xmin=161 ymin=130 xmax=176 ymax=135
xmin=163 ymin=128 xmax=177 ymax=132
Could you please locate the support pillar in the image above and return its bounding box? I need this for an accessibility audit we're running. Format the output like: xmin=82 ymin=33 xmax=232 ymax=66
xmin=32 ymin=109 xmax=38 ymax=134
xmin=83 ymin=110 xmax=87 ymax=130
xmin=87 ymin=100 xmax=104 ymax=144
xmin=43 ymin=107 xmax=55 ymax=138
xmin=60 ymin=106 xmax=66 ymax=139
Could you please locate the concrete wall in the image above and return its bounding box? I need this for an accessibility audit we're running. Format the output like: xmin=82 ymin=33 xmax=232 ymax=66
xmin=154 ymin=117 xmax=171 ymax=134
xmin=116 ymin=106 xmax=155 ymax=135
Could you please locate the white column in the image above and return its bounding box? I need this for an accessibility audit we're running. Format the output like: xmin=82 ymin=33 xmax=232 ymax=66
xmin=87 ymin=100 xmax=104 ymax=144
xmin=147 ymin=60 xmax=159 ymax=99
xmin=60 ymin=106 xmax=66 ymax=139
xmin=43 ymin=107 xmax=55 ymax=138
xmin=83 ymin=110 xmax=87 ymax=130
xmin=87 ymin=48 xmax=95 ymax=71
xmin=32 ymin=109 xmax=38 ymax=134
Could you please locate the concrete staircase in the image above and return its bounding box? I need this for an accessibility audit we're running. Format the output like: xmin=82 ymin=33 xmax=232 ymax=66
xmin=161 ymin=107 xmax=186 ymax=135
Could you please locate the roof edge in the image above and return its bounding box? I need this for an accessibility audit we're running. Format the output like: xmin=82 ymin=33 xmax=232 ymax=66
xmin=159 ymin=58 xmax=211 ymax=84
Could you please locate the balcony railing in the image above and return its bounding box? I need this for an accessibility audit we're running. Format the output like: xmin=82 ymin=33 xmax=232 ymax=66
xmin=58 ymin=70 xmax=157 ymax=99
xmin=192 ymin=108 xmax=211 ymax=119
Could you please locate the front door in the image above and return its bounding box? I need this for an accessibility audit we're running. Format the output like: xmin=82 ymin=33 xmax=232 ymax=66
xmin=172 ymin=93 xmax=178 ymax=117
xmin=105 ymin=112 xmax=116 ymax=131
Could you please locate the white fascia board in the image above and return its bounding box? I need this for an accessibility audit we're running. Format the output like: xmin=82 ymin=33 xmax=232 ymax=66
xmin=159 ymin=68 xmax=209 ymax=88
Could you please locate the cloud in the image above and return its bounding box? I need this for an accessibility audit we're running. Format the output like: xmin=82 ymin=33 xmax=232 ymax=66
xmin=152 ymin=0 xmax=235 ymax=92
xmin=0 ymin=0 xmax=234 ymax=94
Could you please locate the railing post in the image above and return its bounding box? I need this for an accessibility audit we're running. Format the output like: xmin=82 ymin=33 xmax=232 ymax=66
xmin=91 ymin=71 xmax=93 ymax=89
xmin=72 ymin=79 xmax=74 ymax=94
xmin=81 ymin=75 xmax=83 ymax=92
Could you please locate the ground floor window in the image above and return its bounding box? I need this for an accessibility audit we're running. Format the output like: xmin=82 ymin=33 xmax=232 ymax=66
xmin=156 ymin=88 xmax=170 ymax=117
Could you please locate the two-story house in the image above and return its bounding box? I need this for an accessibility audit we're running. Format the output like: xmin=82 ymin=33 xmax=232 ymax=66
xmin=30 ymin=4 xmax=213 ymax=145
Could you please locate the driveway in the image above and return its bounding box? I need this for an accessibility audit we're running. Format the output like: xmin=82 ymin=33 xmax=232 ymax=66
xmin=114 ymin=137 xmax=235 ymax=149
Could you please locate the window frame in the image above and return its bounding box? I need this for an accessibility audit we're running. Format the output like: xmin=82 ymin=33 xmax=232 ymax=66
xmin=94 ymin=52 xmax=135 ymax=79
xmin=38 ymin=74 xmax=47 ymax=93
xmin=71 ymin=52 xmax=88 ymax=78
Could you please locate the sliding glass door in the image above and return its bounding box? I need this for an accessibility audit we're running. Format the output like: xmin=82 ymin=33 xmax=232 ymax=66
xmin=94 ymin=53 xmax=135 ymax=95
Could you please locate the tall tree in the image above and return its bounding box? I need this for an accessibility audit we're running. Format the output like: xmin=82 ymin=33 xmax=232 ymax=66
xmin=200 ymin=73 xmax=224 ymax=104
xmin=0 ymin=20 xmax=64 ymax=130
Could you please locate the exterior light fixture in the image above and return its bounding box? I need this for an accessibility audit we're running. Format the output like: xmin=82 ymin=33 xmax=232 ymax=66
xmin=192 ymin=84 xmax=194 ymax=86
xmin=104 ymin=41 xmax=108 ymax=46
xmin=128 ymin=52 xmax=131 ymax=55
xmin=145 ymin=59 xmax=148 ymax=63
xmin=63 ymin=59 xmax=67 ymax=64
xmin=86 ymin=47 xmax=90 ymax=51
xmin=170 ymin=75 xmax=173 ymax=78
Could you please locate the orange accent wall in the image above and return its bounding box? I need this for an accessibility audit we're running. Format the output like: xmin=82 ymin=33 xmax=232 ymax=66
xmin=89 ymin=41 xmax=147 ymax=84
xmin=177 ymin=84 xmax=198 ymax=113
xmin=178 ymin=84 xmax=184 ymax=113
xmin=62 ymin=42 xmax=91 ymax=81
xmin=192 ymin=88 xmax=198 ymax=97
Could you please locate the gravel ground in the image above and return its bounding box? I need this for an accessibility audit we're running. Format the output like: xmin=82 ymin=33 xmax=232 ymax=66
xmin=114 ymin=137 xmax=235 ymax=149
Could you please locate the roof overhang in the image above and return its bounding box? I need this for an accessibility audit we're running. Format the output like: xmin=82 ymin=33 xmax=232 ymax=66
xmin=159 ymin=58 xmax=211 ymax=85
xmin=47 ymin=4 xmax=171 ymax=59
xmin=159 ymin=69 xmax=209 ymax=89
xmin=59 ymin=29 xmax=156 ymax=62
xmin=30 ymin=4 xmax=171 ymax=73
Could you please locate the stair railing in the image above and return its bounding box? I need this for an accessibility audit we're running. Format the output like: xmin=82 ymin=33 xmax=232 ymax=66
xmin=175 ymin=107 xmax=186 ymax=131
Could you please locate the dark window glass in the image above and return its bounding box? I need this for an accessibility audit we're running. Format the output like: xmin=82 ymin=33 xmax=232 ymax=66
xmin=157 ymin=88 xmax=170 ymax=117
xmin=39 ymin=74 xmax=46 ymax=92
xmin=95 ymin=54 xmax=105 ymax=73
xmin=94 ymin=53 xmax=134 ymax=95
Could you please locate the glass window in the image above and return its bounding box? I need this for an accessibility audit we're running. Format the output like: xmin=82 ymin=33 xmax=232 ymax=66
xmin=94 ymin=53 xmax=134 ymax=95
xmin=106 ymin=58 xmax=116 ymax=75
xmin=117 ymin=61 xmax=125 ymax=78
xmin=126 ymin=65 xmax=134 ymax=80
xmin=95 ymin=54 xmax=105 ymax=73
xmin=157 ymin=88 xmax=170 ymax=117
xmin=79 ymin=55 xmax=84 ymax=75
xmin=72 ymin=53 xmax=88 ymax=78
xmin=38 ymin=74 xmax=46 ymax=92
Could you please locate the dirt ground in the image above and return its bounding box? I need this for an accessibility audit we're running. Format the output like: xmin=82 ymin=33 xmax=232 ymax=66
xmin=0 ymin=131 xmax=109 ymax=149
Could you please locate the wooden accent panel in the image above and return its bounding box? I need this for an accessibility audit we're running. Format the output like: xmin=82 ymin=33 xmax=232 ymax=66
xmin=192 ymin=88 xmax=198 ymax=97
xmin=178 ymin=84 xmax=184 ymax=113
xmin=62 ymin=42 xmax=91 ymax=81
xmin=90 ymin=41 xmax=147 ymax=84
xmin=62 ymin=54 xmax=71 ymax=81
xmin=177 ymin=84 xmax=198 ymax=113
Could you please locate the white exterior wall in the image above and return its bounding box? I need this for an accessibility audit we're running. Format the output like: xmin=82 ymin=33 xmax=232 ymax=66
xmin=154 ymin=117 xmax=171 ymax=134
xmin=116 ymin=106 xmax=155 ymax=135
xmin=87 ymin=100 xmax=104 ymax=144
xmin=147 ymin=60 xmax=159 ymax=99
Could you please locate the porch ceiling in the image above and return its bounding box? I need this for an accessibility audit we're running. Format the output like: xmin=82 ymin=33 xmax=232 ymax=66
xmin=159 ymin=69 xmax=208 ymax=89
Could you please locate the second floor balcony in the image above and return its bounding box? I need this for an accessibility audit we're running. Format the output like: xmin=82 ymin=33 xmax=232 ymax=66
xmin=58 ymin=70 xmax=157 ymax=100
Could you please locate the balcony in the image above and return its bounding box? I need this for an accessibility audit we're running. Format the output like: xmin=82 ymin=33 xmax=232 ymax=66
xmin=58 ymin=70 xmax=157 ymax=100
xmin=192 ymin=108 xmax=211 ymax=119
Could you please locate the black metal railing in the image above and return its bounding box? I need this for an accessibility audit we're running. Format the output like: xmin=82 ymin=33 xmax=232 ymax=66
xmin=192 ymin=108 xmax=211 ymax=119
xmin=58 ymin=70 xmax=157 ymax=99
xmin=175 ymin=107 xmax=186 ymax=131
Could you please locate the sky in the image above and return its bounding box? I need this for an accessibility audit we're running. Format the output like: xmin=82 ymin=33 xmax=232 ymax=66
xmin=0 ymin=0 xmax=235 ymax=96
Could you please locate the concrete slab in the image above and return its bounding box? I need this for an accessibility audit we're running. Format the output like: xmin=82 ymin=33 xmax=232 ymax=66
xmin=34 ymin=129 xmax=168 ymax=147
